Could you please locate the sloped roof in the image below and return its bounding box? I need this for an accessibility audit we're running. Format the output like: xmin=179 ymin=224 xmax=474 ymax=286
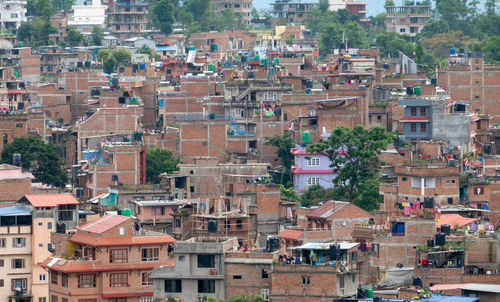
xmin=70 ymin=232 xmax=175 ymax=247
xmin=23 ymin=194 xmax=79 ymax=208
xmin=278 ymin=229 xmax=304 ymax=241
xmin=42 ymin=256 xmax=175 ymax=273
xmin=306 ymin=201 xmax=350 ymax=219
xmin=78 ymin=214 xmax=130 ymax=234
xmin=437 ymin=214 xmax=476 ymax=229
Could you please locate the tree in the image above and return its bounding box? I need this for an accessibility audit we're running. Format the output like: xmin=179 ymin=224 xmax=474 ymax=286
xmin=264 ymin=133 xmax=295 ymax=185
xmin=375 ymin=32 xmax=413 ymax=58
xmin=92 ymin=26 xmax=104 ymax=46
xmin=17 ymin=19 xmax=57 ymax=46
xmin=299 ymin=184 xmax=334 ymax=207
xmin=1 ymin=136 xmax=68 ymax=188
xmin=319 ymin=0 xmax=329 ymax=13
xmin=483 ymin=35 xmax=500 ymax=63
xmin=281 ymin=185 xmax=299 ymax=202
xmin=421 ymin=31 xmax=472 ymax=58
xmin=285 ymin=34 xmax=295 ymax=45
xmin=97 ymin=49 xmax=110 ymax=62
xmin=146 ymin=148 xmax=180 ymax=183
xmin=151 ymin=0 xmax=176 ymax=35
xmin=320 ymin=23 xmax=341 ymax=57
xmin=307 ymin=126 xmax=394 ymax=211
xmin=66 ymin=26 xmax=84 ymax=46
xmin=138 ymin=44 xmax=152 ymax=56
xmin=103 ymin=56 xmax=117 ymax=74
xmin=112 ymin=48 xmax=131 ymax=65
xmin=52 ymin=0 xmax=74 ymax=11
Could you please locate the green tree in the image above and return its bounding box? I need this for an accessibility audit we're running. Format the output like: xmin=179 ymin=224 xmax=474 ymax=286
xmin=1 ymin=136 xmax=68 ymax=188
xmin=17 ymin=20 xmax=57 ymax=46
xmin=264 ymin=132 xmax=295 ymax=185
xmin=343 ymin=21 xmax=368 ymax=48
xmin=52 ymin=0 xmax=74 ymax=11
xmin=138 ymin=44 xmax=152 ymax=56
xmin=307 ymin=126 xmax=394 ymax=211
xmin=66 ymin=26 xmax=84 ymax=46
xmin=280 ymin=185 xmax=299 ymax=202
xmin=97 ymin=49 xmax=110 ymax=62
xmin=112 ymin=48 xmax=131 ymax=65
xmin=320 ymin=23 xmax=341 ymax=57
xmin=146 ymin=148 xmax=180 ymax=183
xmin=285 ymin=34 xmax=295 ymax=45
xmin=299 ymin=184 xmax=334 ymax=207
xmin=103 ymin=56 xmax=117 ymax=74
xmin=483 ymin=35 xmax=500 ymax=63
xmin=375 ymin=32 xmax=413 ymax=58
xmin=91 ymin=26 xmax=104 ymax=46
xmin=319 ymin=0 xmax=329 ymax=12
xmin=150 ymin=0 xmax=176 ymax=35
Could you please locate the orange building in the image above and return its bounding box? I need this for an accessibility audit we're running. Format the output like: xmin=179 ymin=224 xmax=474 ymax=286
xmin=42 ymin=214 xmax=175 ymax=302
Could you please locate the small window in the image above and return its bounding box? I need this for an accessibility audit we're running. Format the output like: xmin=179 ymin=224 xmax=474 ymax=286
xmin=142 ymin=272 xmax=153 ymax=286
xmin=38 ymin=222 xmax=43 ymax=226
xmin=236 ymin=219 xmax=243 ymax=230
xmin=48 ymin=222 xmax=52 ymax=229
xmin=51 ymin=271 xmax=59 ymax=285
xmin=39 ymin=274 xmax=46 ymax=281
xmin=307 ymin=177 xmax=320 ymax=185
xmin=302 ymin=276 xmax=310 ymax=285
xmin=411 ymin=107 xmax=417 ymax=116
xmin=109 ymin=273 xmax=128 ymax=287
xmin=12 ymin=258 xmax=25 ymax=269
xmin=39 ymin=298 xmax=47 ymax=302
xmin=141 ymin=248 xmax=159 ymax=262
xmin=233 ymin=275 xmax=242 ymax=279
xmin=411 ymin=123 xmax=417 ymax=133
xmin=16 ymin=123 xmax=23 ymax=128
xmin=262 ymin=269 xmax=269 ymax=278
xmin=62 ymin=274 xmax=68 ymax=287
xmin=110 ymin=249 xmax=128 ymax=263
xmin=420 ymin=123 xmax=427 ymax=132
xmin=400 ymin=28 xmax=406 ymax=33
xmin=420 ymin=107 xmax=426 ymax=116
xmin=402 ymin=177 xmax=407 ymax=181
xmin=448 ymin=197 xmax=453 ymax=204
xmin=339 ymin=275 xmax=345 ymax=288
xmin=198 ymin=255 xmax=215 ymax=268
xmin=475 ymin=187 xmax=484 ymax=195
xmin=179 ymin=255 xmax=185 ymax=261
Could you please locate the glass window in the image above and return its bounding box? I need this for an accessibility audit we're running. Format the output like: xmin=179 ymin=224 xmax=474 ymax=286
xmin=12 ymin=237 xmax=26 ymax=247
xmin=164 ymin=279 xmax=182 ymax=292
xmin=12 ymin=258 xmax=25 ymax=268
xmin=62 ymin=273 xmax=68 ymax=287
xmin=302 ymin=276 xmax=310 ymax=285
xmin=420 ymin=123 xmax=427 ymax=132
xmin=142 ymin=272 xmax=152 ymax=285
xmin=11 ymin=278 xmax=27 ymax=290
xmin=110 ymin=273 xmax=128 ymax=287
xmin=51 ymin=271 xmax=58 ymax=285
xmin=78 ymin=274 xmax=96 ymax=288
xmin=198 ymin=280 xmax=215 ymax=293
xmin=410 ymin=123 xmax=417 ymax=132
xmin=110 ymin=249 xmax=128 ymax=263
xmin=141 ymin=248 xmax=159 ymax=262
xmin=197 ymin=255 xmax=215 ymax=268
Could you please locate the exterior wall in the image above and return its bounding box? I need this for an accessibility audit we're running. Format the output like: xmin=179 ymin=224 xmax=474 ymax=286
xmin=293 ymin=153 xmax=336 ymax=192
xmin=0 ymin=114 xmax=28 ymax=153
xmin=431 ymin=101 xmax=471 ymax=149
xmin=0 ymin=178 xmax=32 ymax=206
xmin=0 ymin=224 xmax=33 ymax=302
xmin=31 ymin=217 xmax=55 ymax=302
xmin=399 ymin=99 xmax=432 ymax=141
xmin=0 ymin=0 xmax=27 ymax=29
xmin=69 ymin=0 xmax=107 ymax=31
xmin=385 ymin=5 xmax=433 ymax=38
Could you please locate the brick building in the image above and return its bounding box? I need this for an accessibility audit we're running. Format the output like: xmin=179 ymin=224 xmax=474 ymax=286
xmin=385 ymin=4 xmax=433 ymax=40
xmin=42 ymin=214 xmax=175 ymax=302
xmin=0 ymin=164 xmax=34 ymax=206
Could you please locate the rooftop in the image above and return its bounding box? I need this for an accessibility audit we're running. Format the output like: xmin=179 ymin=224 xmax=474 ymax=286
xmin=70 ymin=232 xmax=175 ymax=247
xmin=78 ymin=214 xmax=130 ymax=234
xmin=278 ymin=228 xmax=304 ymax=241
xmin=0 ymin=206 xmax=31 ymax=216
xmin=42 ymin=256 xmax=175 ymax=273
xmin=306 ymin=200 xmax=350 ymax=219
xmin=0 ymin=164 xmax=34 ymax=180
xmin=22 ymin=193 xmax=79 ymax=208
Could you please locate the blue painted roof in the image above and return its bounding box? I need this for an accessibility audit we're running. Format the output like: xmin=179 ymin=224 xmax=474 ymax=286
xmin=422 ymin=295 xmax=480 ymax=302
xmin=0 ymin=206 xmax=31 ymax=216
xmin=156 ymin=45 xmax=177 ymax=51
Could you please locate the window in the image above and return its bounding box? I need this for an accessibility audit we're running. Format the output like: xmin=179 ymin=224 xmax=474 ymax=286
xmin=236 ymin=219 xmax=243 ymax=230
xmin=448 ymin=197 xmax=453 ymax=204
xmin=141 ymin=248 xmax=159 ymax=262
xmin=198 ymin=254 xmax=215 ymax=268
xmin=110 ymin=249 xmax=128 ymax=263
xmin=410 ymin=107 xmax=417 ymax=116
xmin=51 ymin=271 xmax=59 ymax=285
xmin=307 ymin=157 xmax=320 ymax=166
xmin=0 ymin=279 xmax=3 ymax=287
xmin=152 ymin=195 xmax=165 ymax=200
xmin=62 ymin=298 xmax=68 ymax=302
xmin=178 ymin=255 xmax=185 ymax=261
xmin=402 ymin=177 xmax=407 ymax=182
xmin=0 ymin=238 xmax=5 ymax=247
xmin=198 ymin=280 xmax=215 ymax=293
xmin=11 ymin=278 xmax=27 ymax=290
xmin=400 ymin=28 xmax=406 ymax=33
xmin=2 ymin=134 xmax=7 ymax=145
xmin=39 ymin=274 xmax=46 ymax=281
xmin=307 ymin=177 xmax=320 ymax=185
xmin=39 ymin=298 xmax=47 ymax=302
xmin=445 ymin=179 xmax=456 ymax=184
xmin=476 ymin=120 xmax=481 ymax=130
xmin=38 ymin=222 xmax=43 ymax=226
xmin=12 ymin=258 xmax=25 ymax=269
xmin=233 ymin=275 xmax=242 ymax=279
xmin=165 ymin=279 xmax=182 ymax=292
xmin=410 ymin=123 xmax=417 ymax=132
xmin=52 ymin=296 xmax=58 ymax=302
xmin=110 ymin=273 xmax=128 ymax=287
xmin=420 ymin=123 xmax=427 ymax=132
xmin=11 ymin=13 xmax=18 ymax=18
xmin=12 ymin=237 xmax=26 ymax=247
xmin=350 ymin=251 xmax=357 ymax=263
xmin=62 ymin=273 xmax=68 ymax=287
xmin=224 ymin=220 xmax=230 ymax=230
xmin=475 ymin=187 xmax=484 ymax=195
xmin=78 ymin=274 xmax=96 ymax=288
xmin=339 ymin=275 xmax=345 ymax=288
xmin=302 ymin=276 xmax=310 ymax=285
xmin=420 ymin=107 xmax=426 ymax=116
xmin=0 ymin=259 xmax=3 ymax=266
xmin=151 ymin=207 xmax=165 ymax=216
xmin=400 ymin=18 xmax=406 ymax=23
xmin=48 ymin=222 xmax=52 ymax=229
xmin=377 ymin=115 xmax=381 ymax=121
xmin=411 ymin=177 xmax=435 ymax=188
xmin=58 ymin=205 xmax=74 ymax=221
xmin=142 ymin=272 xmax=153 ymax=285
xmin=140 ymin=298 xmax=153 ymax=302
xmin=410 ymin=17 xmax=418 ymax=23
xmin=262 ymin=269 xmax=269 ymax=278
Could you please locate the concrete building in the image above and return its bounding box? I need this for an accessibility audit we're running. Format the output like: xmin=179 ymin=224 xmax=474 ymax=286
xmin=385 ymin=4 xmax=433 ymax=40
xmin=42 ymin=214 xmax=175 ymax=302
xmin=123 ymin=37 xmax=156 ymax=50
xmin=398 ymin=98 xmax=432 ymax=142
xmin=68 ymin=0 xmax=107 ymax=32
xmin=270 ymin=0 xmax=318 ymax=24
xmin=212 ymin=0 xmax=253 ymax=25
xmin=329 ymin=0 xmax=369 ymax=22
xmin=151 ymin=237 xmax=239 ymax=302
xmin=291 ymin=145 xmax=337 ymax=192
xmin=0 ymin=0 xmax=27 ymax=31
xmin=108 ymin=0 xmax=150 ymax=40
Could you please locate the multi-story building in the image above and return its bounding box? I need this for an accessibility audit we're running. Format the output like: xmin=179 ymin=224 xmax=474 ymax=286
xmin=0 ymin=0 xmax=27 ymax=31
xmin=398 ymin=98 xmax=432 ymax=142
xmin=0 ymin=164 xmax=34 ymax=207
xmin=0 ymin=193 xmax=80 ymax=302
xmin=108 ymin=0 xmax=150 ymax=40
xmin=212 ymin=0 xmax=253 ymax=25
xmin=68 ymin=0 xmax=107 ymax=32
xmin=151 ymin=237 xmax=239 ymax=301
xmin=42 ymin=214 xmax=176 ymax=302
xmin=290 ymin=145 xmax=336 ymax=192
xmin=271 ymin=0 xmax=318 ymax=24
xmin=385 ymin=4 xmax=433 ymax=40
xmin=329 ymin=0 xmax=369 ymax=22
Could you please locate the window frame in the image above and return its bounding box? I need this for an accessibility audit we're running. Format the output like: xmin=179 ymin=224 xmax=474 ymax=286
xmin=109 ymin=272 xmax=128 ymax=287
xmin=164 ymin=279 xmax=182 ymax=293
xmin=141 ymin=272 xmax=153 ymax=286
xmin=141 ymin=247 xmax=160 ymax=262
xmin=78 ymin=274 xmax=96 ymax=288
xmin=197 ymin=279 xmax=215 ymax=293
xmin=110 ymin=248 xmax=128 ymax=263
xmin=197 ymin=254 xmax=215 ymax=268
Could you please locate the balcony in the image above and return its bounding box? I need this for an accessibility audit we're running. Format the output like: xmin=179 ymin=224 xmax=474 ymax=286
xmin=0 ymin=225 xmax=32 ymax=234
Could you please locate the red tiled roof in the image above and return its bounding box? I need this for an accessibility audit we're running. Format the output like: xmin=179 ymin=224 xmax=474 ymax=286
xmin=23 ymin=193 xmax=79 ymax=207
xmin=41 ymin=257 xmax=175 ymax=273
xmin=437 ymin=214 xmax=476 ymax=229
xmin=78 ymin=214 xmax=131 ymax=234
xmin=70 ymin=232 xmax=175 ymax=247
xmin=306 ymin=201 xmax=350 ymax=219
xmin=278 ymin=229 xmax=304 ymax=241
xmin=399 ymin=117 xmax=430 ymax=122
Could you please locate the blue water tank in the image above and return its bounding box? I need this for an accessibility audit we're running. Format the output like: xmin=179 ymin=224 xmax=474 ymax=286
xmin=139 ymin=63 xmax=146 ymax=70
xmin=450 ymin=48 xmax=456 ymax=55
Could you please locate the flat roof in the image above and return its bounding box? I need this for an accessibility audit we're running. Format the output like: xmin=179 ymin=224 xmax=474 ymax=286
xmin=0 ymin=206 xmax=31 ymax=216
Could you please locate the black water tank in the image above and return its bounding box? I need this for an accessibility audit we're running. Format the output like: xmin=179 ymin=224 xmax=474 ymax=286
xmin=441 ymin=224 xmax=451 ymax=235
xmin=56 ymin=221 xmax=66 ymax=234
xmin=112 ymin=174 xmax=119 ymax=182
xmin=412 ymin=276 xmax=423 ymax=287
xmin=424 ymin=197 xmax=434 ymax=209
xmin=208 ymin=219 xmax=218 ymax=233
xmin=406 ymin=86 xmax=414 ymax=95
xmin=484 ymin=144 xmax=492 ymax=155
xmin=431 ymin=78 xmax=437 ymax=85
xmin=17 ymin=102 xmax=24 ymax=110
xmin=269 ymin=238 xmax=280 ymax=251
xmin=427 ymin=238 xmax=434 ymax=248
xmin=435 ymin=232 xmax=446 ymax=246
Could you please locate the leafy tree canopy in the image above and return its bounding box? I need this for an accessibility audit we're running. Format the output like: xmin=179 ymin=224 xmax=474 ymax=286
xmin=146 ymin=148 xmax=180 ymax=183
xmin=299 ymin=184 xmax=334 ymax=208
xmin=91 ymin=26 xmax=104 ymax=46
xmin=1 ymin=136 xmax=68 ymax=188
xmin=265 ymin=132 xmax=295 ymax=185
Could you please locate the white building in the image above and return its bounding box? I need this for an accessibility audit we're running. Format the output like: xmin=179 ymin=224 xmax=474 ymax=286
xmin=68 ymin=0 xmax=107 ymax=32
xmin=0 ymin=0 xmax=27 ymax=31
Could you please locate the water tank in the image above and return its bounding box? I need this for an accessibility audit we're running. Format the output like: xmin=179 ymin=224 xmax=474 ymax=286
xmin=406 ymin=86 xmax=414 ymax=95
xmin=120 ymin=208 xmax=131 ymax=216
xmin=56 ymin=221 xmax=66 ymax=234
xmin=207 ymin=220 xmax=218 ymax=233
xmin=13 ymin=154 xmax=21 ymax=167
xmin=139 ymin=63 xmax=146 ymax=70
xmin=208 ymin=64 xmax=215 ymax=72
xmin=448 ymin=158 xmax=456 ymax=167
xmin=424 ymin=197 xmax=434 ymax=208
xmin=441 ymin=224 xmax=451 ymax=235
xmin=427 ymin=238 xmax=434 ymax=248
xmin=130 ymin=96 xmax=138 ymax=104
xmin=111 ymin=77 xmax=119 ymax=87
xmin=112 ymin=174 xmax=119 ymax=182
xmin=269 ymin=238 xmax=280 ymax=251
xmin=414 ymin=86 xmax=422 ymax=95
xmin=435 ymin=232 xmax=446 ymax=246
xmin=366 ymin=288 xmax=373 ymax=298
xmin=412 ymin=276 xmax=423 ymax=287
xmin=302 ymin=131 xmax=310 ymax=142
xmin=431 ymin=78 xmax=437 ymax=85
xmin=450 ymin=48 xmax=456 ymax=55
xmin=484 ymin=144 xmax=492 ymax=155
xmin=248 ymin=71 xmax=254 ymax=78
xmin=188 ymin=46 xmax=196 ymax=51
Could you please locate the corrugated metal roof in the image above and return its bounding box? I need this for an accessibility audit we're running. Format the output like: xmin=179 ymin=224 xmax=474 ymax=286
xmin=293 ymin=242 xmax=359 ymax=250
xmin=24 ymin=193 xmax=79 ymax=208
xmin=0 ymin=206 xmax=31 ymax=216
xmin=78 ymin=214 xmax=130 ymax=234
xmin=278 ymin=229 xmax=304 ymax=240
xmin=306 ymin=201 xmax=350 ymax=219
